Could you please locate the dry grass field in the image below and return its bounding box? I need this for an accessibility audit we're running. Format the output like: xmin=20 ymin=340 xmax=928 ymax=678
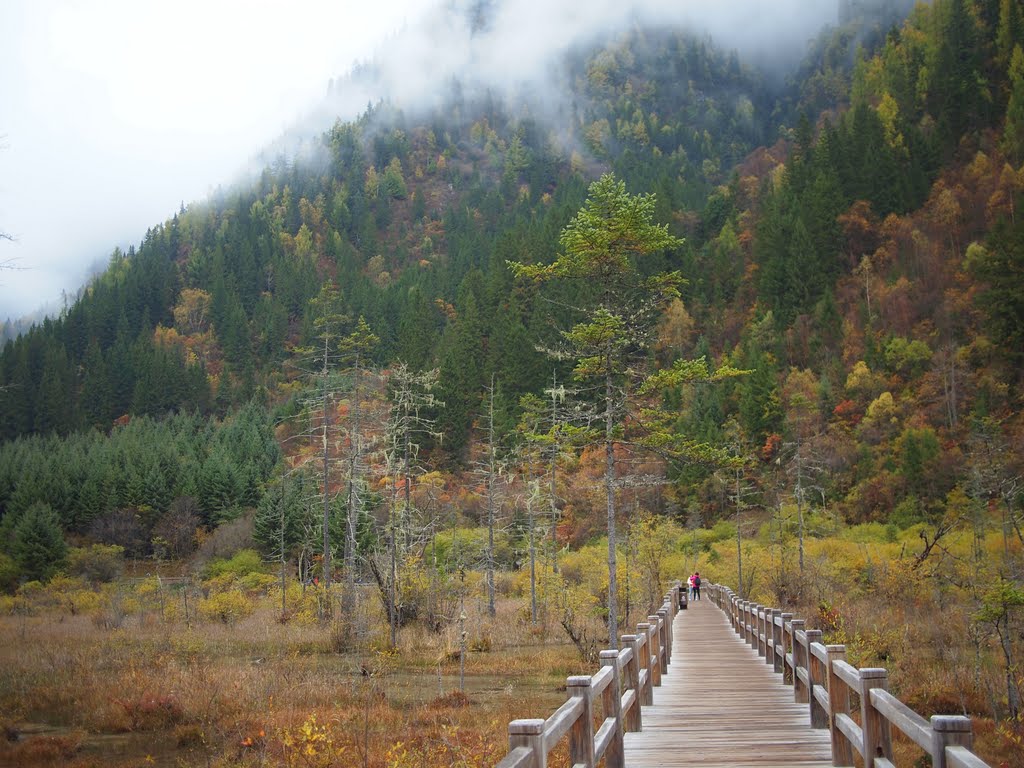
xmin=0 ymin=584 xmax=581 ymax=768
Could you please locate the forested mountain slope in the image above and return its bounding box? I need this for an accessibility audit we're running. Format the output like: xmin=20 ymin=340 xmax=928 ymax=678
xmin=0 ymin=0 xmax=1022 ymax=574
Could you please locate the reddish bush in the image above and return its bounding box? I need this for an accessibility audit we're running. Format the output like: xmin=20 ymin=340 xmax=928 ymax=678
xmin=115 ymin=693 xmax=185 ymax=731
xmin=832 ymin=399 xmax=863 ymax=427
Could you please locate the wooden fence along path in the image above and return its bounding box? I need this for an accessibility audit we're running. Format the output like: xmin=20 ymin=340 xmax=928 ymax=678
xmin=496 ymin=585 xmax=682 ymax=768
xmin=622 ymin=596 xmax=833 ymax=767
xmin=495 ymin=581 xmax=995 ymax=768
xmin=706 ymin=584 xmax=991 ymax=768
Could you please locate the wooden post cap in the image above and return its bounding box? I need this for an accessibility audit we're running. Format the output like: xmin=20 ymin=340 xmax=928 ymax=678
xmin=567 ymin=675 xmax=592 ymax=688
xmin=931 ymin=715 xmax=971 ymax=733
xmin=621 ymin=634 xmax=637 ymax=642
xmin=509 ymin=719 xmax=545 ymax=735
xmin=600 ymin=649 xmax=620 ymax=661
xmin=859 ymin=667 xmax=888 ymax=680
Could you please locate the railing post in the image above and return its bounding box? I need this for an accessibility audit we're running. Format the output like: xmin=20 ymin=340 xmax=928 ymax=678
xmin=637 ymin=622 xmax=654 ymax=704
xmin=665 ymin=587 xmax=676 ymax=655
xmin=508 ymin=719 xmax=546 ymax=768
xmin=567 ymin=676 xmax=595 ymax=768
xmin=669 ymin=592 xmax=677 ymax=656
xmin=780 ymin=613 xmax=794 ymax=683
xmin=741 ymin=598 xmax=749 ymax=647
xmin=661 ymin=599 xmax=672 ymax=666
xmin=657 ymin=608 xmax=670 ymax=669
xmin=749 ymin=602 xmax=757 ymax=651
xmin=599 ymin=650 xmax=624 ymax=768
xmin=860 ymin=668 xmax=893 ymax=768
xmin=757 ymin=605 xmax=767 ymax=657
xmin=826 ymin=645 xmax=854 ymax=767
xmin=765 ymin=608 xmax=777 ymax=669
xmin=623 ymin=634 xmax=643 ymax=732
xmin=930 ymin=715 xmax=972 ymax=768
xmin=755 ymin=604 xmax=762 ymax=646
xmin=647 ymin=621 xmax=658 ymax=700
xmin=791 ymin=619 xmax=807 ymax=700
xmin=772 ymin=610 xmax=784 ymax=674
xmin=805 ymin=630 xmax=826 ymax=728
xmin=648 ymin=615 xmax=663 ymax=686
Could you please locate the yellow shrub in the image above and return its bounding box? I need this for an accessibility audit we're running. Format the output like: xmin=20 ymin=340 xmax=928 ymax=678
xmin=197 ymin=589 xmax=255 ymax=624
xmin=280 ymin=714 xmax=345 ymax=768
xmin=39 ymin=575 xmax=102 ymax=615
xmin=133 ymin=576 xmax=164 ymax=598
xmin=236 ymin=571 xmax=277 ymax=595
xmin=273 ymin=582 xmax=328 ymax=626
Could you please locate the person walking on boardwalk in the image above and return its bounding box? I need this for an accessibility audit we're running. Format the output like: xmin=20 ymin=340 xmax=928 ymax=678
xmin=687 ymin=573 xmax=695 ymax=599
xmin=692 ymin=572 xmax=702 ymax=600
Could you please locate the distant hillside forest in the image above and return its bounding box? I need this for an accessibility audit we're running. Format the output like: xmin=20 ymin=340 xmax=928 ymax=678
xmin=1 ymin=0 xmax=1023 ymax=587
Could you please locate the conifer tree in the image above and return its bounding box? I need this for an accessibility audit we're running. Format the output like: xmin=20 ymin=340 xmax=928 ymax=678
xmin=511 ymin=173 xmax=683 ymax=646
xmin=968 ymin=217 xmax=1024 ymax=372
xmin=254 ymin=470 xmax=312 ymax=614
xmin=12 ymin=502 xmax=67 ymax=583
xmin=1003 ymin=45 xmax=1024 ymax=164
xmin=300 ymin=282 xmax=349 ymax=594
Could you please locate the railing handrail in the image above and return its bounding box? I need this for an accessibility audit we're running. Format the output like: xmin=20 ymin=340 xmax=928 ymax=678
xmin=706 ymin=582 xmax=992 ymax=768
xmin=495 ymin=583 xmax=682 ymax=768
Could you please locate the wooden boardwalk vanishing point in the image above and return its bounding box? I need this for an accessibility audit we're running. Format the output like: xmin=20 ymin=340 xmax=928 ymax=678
xmin=623 ymin=597 xmax=833 ymax=768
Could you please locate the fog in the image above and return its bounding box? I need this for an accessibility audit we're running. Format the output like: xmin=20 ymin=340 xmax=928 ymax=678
xmin=307 ymin=0 xmax=842 ymax=144
xmin=0 ymin=0 xmax=434 ymax=321
xmin=0 ymin=0 xmax=840 ymax=323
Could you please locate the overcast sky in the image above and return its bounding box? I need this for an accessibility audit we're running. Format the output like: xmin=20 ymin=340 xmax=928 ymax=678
xmin=0 ymin=0 xmax=434 ymax=320
xmin=0 ymin=0 xmax=839 ymax=322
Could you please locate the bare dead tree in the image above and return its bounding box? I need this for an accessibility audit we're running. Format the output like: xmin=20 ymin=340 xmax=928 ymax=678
xmin=375 ymin=363 xmax=442 ymax=646
xmin=486 ymin=376 xmax=499 ymax=617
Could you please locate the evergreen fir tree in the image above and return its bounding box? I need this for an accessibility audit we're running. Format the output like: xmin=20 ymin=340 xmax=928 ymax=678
xmin=1002 ymin=45 xmax=1024 ymax=164
xmin=12 ymin=502 xmax=67 ymax=583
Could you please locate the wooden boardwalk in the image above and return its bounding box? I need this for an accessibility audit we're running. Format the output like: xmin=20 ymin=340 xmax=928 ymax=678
xmin=623 ymin=597 xmax=834 ymax=768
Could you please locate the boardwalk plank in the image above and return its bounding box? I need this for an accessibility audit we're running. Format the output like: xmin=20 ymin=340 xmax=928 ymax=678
xmin=623 ymin=598 xmax=834 ymax=768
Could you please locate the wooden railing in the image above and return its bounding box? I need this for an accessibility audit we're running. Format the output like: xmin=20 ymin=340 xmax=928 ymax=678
xmin=707 ymin=583 xmax=993 ymax=768
xmin=495 ymin=584 xmax=681 ymax=768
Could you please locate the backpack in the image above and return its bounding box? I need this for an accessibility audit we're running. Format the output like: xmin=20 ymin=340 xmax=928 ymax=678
xmin=693 ymin=576 xmax=701 ymax=588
